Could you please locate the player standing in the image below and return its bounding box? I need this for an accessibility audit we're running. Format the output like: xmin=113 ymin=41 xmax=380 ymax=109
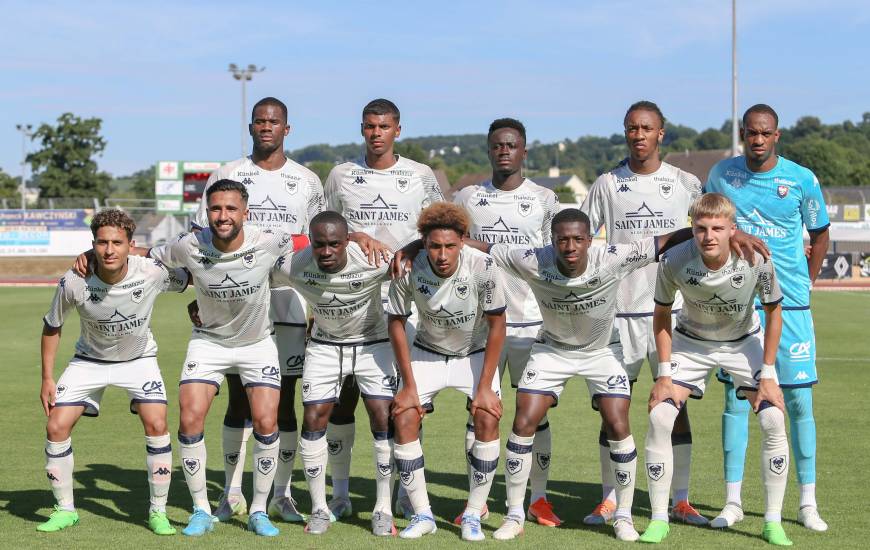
xmin=705 ymin=104 xmax=830 ymax=531
xmin=580 ymin=101 xmax=705 ymax=526
xmin=191 ymin=97 xmax=324 ymax=524
xmin=638 ymin=193 xmax=791 ymax=546
xmin=323 ymin=98 xmax=444 ymax=519
xmin=453 ymin=118 xmax=561 ymax=526
xmin=38 ymin=209 xmax=188 ymax=535
xmin=388 ymin=203 xmax=507 ymax=541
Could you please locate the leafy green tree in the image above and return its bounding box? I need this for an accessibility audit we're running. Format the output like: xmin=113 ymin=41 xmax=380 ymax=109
xmin=780 ymin=137 xmax=852 ymax=185
xmin=306 ymin=161 xmax=335 ymax=183
xmin=0 ymin=169 xmax=20 ymax=201
xmin=694 ymin=128 xmax=730 ymax=150
xmin=28 ymin=113 xmax=112 ymax=200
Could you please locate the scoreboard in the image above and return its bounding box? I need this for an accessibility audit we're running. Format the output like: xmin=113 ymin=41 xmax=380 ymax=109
xmin=154 ymin=161 xmax=223 ymax=213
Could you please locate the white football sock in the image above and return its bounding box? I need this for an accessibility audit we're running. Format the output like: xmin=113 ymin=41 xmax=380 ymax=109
xmin=467 ymin=439 xmax=499 ymax=515
xmin=726 ymin=481 xmax=743 ymax=506
xmin=394 ymin=440 xmax=429 ymax=514
xmin=645 ymin=403 xmax=678 ymax=521
xmin=179 ymin=432 xmax=210 ymax=513
xmin=300 ymin=430 xmax=329 ymax=512
xmin=609 ymin=435 xmax=637 ymax=521
xmin=145 ymin=434 xmax=172 ymax=513
xmin=800 ymin=483 xmax=817 ymax=509
xmin=504 ymin=432 xmax=534 ymax=509
xmin=327 ymin=421 xmax=355 ymax=499
xmin=45 ymin=438 xmax=75 ymax=511
xmin=373 ymin=432 xmax=394 ymax=513
xmin=222 ymin=421 xmax=252 ymax=494
xmin=758 ymin=406 xmax=789 ymax=522
xmin=273 ymin=430 xmax=298 ymax=500
xmin=251 ymin=431 xmax=279 ymax=514
xmin=530 ymin=419 xmax=551 ymax=503
xmin=598 ymin=430 xmax=616 ymax=502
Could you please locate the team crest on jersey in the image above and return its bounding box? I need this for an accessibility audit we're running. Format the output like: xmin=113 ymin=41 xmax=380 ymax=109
xmin=769 ymin=455 xmax=787 ymax=475
xmin=225 ymin=452 xmax=240 ymax=465
xmin=647 ymin=462 xmax=664 ymax=481
xmin=257 ymin=457 xmax=275 ymax=475
xmin=399 ymin=470 xmax=414 ymax=486
xmin=586 ymin=276 xmax=600 ymax=288
xmin=659 ymin=181 xmax=674 ymax=199
xmin=506 ymin=458 xmax=523 ymax=474
xmin=472 ymin=471 xmax=487 ymax=486
xmin=131 ymin=288 xmax=144 ymax=303
xmin=242 ymin=252 xmax=255 ymax=269
xmin=395 ymin=177 xmax=410 ymax=193
xmin=285 ymin=180 xmax=299 ymax=195
xmin=517 ymin=201 xmax=533 ymax=217
xmin=327 ymin=439 xmax=342 ymax=455
xmin=616 ymin=470 xmax=631 ymax=486
xmin=730 ymin=273 xmax=745 ymax=288
xmin=183 ymin=458 xmax=201 ymax=475
xmin=777 ymin=185 xmax=789 ymax=198
xmin=536 ymin=453 xmax=551 ymax=470
xmin=454 ymin=283 xmax=470 ymax=300
xmin=349 ymin=280 xmax=363 ymax=291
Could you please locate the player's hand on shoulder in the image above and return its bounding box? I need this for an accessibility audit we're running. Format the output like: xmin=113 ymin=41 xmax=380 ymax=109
xmin=72 ymin=249 xmax=96 ymax=277
xmin=648 ymin=377 xmax=677 ymax=412
xmin=350 ymin=232 xmax=392 ymax=267
xmin=40 ymin=378 xmax=56 ymax=416
xmin=754 ymin=379 xmax=785 ymax=413
xmin=730 ymin=230 xmax=770 ymax=264
xmin=391 ymin=386 xmax=424 ymax=419
xmin=391 ymin=240 xmax=423 ymax=279
xmin=470 ymin=386 xmax=502 ymax=420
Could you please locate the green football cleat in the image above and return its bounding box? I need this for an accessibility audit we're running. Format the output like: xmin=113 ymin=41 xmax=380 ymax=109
xmin=638 ymin=519 xmax=670 ymax=543
xmin=36 ymin=506 xmax=79 ymax=532
xmin=762 ymin=521 xmax=793 ymax=546
xmin=148 ymin=511 xmax=176 ymax=535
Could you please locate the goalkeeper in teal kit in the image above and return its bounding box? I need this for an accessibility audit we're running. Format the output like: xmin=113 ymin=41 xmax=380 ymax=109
xmin=704 ymin=104 xmax=830 ymax=532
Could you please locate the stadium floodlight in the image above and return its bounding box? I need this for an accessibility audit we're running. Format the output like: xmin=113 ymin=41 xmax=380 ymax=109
xmin=15 ymin=123 xmax=33 ymax=211
xmin=228 ymin=63 xmax=266 ymax=156
xmin=731 ymin=0 xmax=740 ymax=157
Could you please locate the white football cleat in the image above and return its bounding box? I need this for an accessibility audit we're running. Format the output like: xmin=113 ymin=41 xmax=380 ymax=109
xmin=798 ymin=506 xmax=828 ymax=532
xmin=613 ymin=518 xmax=640 ymax=542
xmin=493 ymin=514 xmax=524 ymax=541
xmin=711 ymin=502 xmax=744 ymax=529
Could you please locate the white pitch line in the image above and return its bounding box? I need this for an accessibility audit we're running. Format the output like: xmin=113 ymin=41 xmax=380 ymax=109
xmin=816 ymin=357 xmax=864 ymax=363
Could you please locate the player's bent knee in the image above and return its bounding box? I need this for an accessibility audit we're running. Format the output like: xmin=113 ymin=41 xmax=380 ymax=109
xmin=45 ymin=419 xmax=73 ymax=441
xmin=757 ymin=405 xmax=785 ymax=433
xmin=392 ymin=410 xmax=421 ymax=443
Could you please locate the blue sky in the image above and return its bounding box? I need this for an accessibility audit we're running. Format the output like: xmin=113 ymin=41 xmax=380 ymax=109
xmin=2 ymin=0 xmax=868 ymax=177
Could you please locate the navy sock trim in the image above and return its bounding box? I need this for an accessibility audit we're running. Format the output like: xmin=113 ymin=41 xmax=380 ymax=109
xmin=506 ymin=440 xmax=533 ymax=454
xmin=253 ymin=431 xmax=279 ymax=445
xmin=178 ymin=432 xmax=204 ymax=445
xmin=610 ymin=449 xmax=638 ymax=463
xmin=757 ymin=400 xmax=774 ymax=413
xmin=395 ymin=456 xmax=424 ymax=473
xmin=146 ymin=444 xmax=172 ymax=455
xmin=536 ymin=421 xmax=550 ymax=432
xmin=372 ymin=430 xmax=390 ymax=441
xmin=45 ymin=446 xmax=73 ymax=458
xmin=470 ymin=454 xmax=499 ymax=473
xmin=301 ymin=429 xmax=326 ymax=441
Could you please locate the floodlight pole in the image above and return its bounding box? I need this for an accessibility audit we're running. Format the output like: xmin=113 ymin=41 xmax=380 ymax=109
xmin=229 ymin=63 xmax=265 ymax=157
xmin=15 ymin=123 xmax=33 ymax=211
xmin=731 ymin=0 xmax=740 ymax=157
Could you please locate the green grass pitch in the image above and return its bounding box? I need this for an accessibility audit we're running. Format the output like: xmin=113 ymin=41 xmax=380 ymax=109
xmin=1 ymin=288 xmax=867 ymax=549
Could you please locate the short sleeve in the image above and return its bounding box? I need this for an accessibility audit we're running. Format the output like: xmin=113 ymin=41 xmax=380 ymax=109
xmin=324 ymin=167 xmax=344 ymax=212
xmin=478 ymin=260 xmax=507 ymax=315
xmin=43 ymin=272 xmax=79 ymax=328
xmin=306 ymin=176 xmax=326 ymax=228
xmin=421 ymin=166 xmax=445 ymax=206
xmin=800 ymin=171 xmax=830 ymax=232
xmin=756 ymin=258 xmax=784 ymax=305
xmin=580 ymin=174 xmax=608 ymax=235
xmin=653 ymin=256 xmax=678 ymax=307
xmin=148 ymin=232 xmax=191 ymax=269
xmin=488 ymin=244 xmax=530 ymax=281
xmin=385 ymin=274 xmax=413 ymax=317
xmin=541 ymin=190 xmax=560 ymax=246
xmin=164 ymin=267 xmax=189 ymax=293
xmin=609 ymin=237 xmax=657 ymax=278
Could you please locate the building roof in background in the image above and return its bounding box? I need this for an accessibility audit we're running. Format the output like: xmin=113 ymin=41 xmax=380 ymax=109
xmin=663 ymin=149 xmax=732 ymax=182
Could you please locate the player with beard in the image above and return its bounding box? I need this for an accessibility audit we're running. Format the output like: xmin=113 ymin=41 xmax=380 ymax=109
xmin=190 ymin=97 xmax=324 ymax=524
xmin=705 ymin=104 xmax=830 ymax=532
xmin=453 ymin=118 xmax=561 ymax=527
xmin=323 ymin=98 xmax=444 ymax=520
xmin=580 ymin=101 xmax=705 ymax=527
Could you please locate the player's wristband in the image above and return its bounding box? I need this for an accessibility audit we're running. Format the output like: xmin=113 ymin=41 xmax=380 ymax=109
xmin=759 ymin=363 xmax=778 ymax=381
xmin=657 ymin=362 xmax=672 ymax=379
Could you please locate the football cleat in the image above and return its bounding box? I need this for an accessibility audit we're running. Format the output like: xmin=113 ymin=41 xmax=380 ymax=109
xmin=762 ymin=521 xmax=793 ymax=546
xmin=268 ymin=496 xmax=305 ymax=522
xmin=493 ymin=514 xmax=524 ymax=541
xmin=527 ymin=497 xmax=562 ymax=527
xmin=304 ymin=509 xmax=331 ymax=535
xmin=371 ymin=510 xmax=397 ymax=536
xmin=36 ymin=506 xmax=79 ymax=532
xmin=399 ymin=514 xmax=437 ymax=539
xmin=453 ymin=503 xmax=489 ymax=525
xmin=613 ymin=518 xmax=640 ymax=542
xmin=460 ymin=513 xmax=485 ymax=542
xmin=148 ymin=511 xmax=176 ymax=535
xmin=181 ymin=508 xmax=215 ymax=537
xmin=638 ymin=519 xmax=670 ymax=543
xmin=670 ymin=500 xmax=708 ymax=526
xmin=214 ymin=492 xmax=247 ymax=522
xmin=583 ymin=499 xmax=616 ymax=525
xmin=798 ymin=506 xmax=828 ymax=532
xmin=711 ymin=502 xmax=744 ymax=529
xmin=247 ymin=511 xmax=279 ymax=537
xmin=328 ymin=496 xmax=353 ymax=522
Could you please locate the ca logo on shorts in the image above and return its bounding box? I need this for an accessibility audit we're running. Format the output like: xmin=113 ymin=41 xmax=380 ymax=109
xmin=141 ymin=380 xmax=164 ymax=396
xmin=377 ymin=462 xmax=393 ymax=477
xmin=280 ymin=449 xmax=295 ymax=462
xmin=261 ymin=366 xmax=280 ymax=381
xmin=399 ymin=470 xmax=414 ymax=486
xmin=327 ymin=439 xmax=342 ymax=455
xmin=225 ymin=452 xmax=240 ymax=465
xmin=607 ymin=375 xmax=628 ymax=390
xmin=396 ymin=178 xmax=410 ymax=193
xmin=518 ymin=201 xmax=532 ymax=217
xmin=472 ymin=471 xmax=487 ymax=486
xmin=243 ymin=253 xmax=256 ymax=269
xmin=257 ymin=457 xmax=275 ymax=475
xmin=382 ymin=375 xmax=398 ymax=391
xmin=183 ymin=458 xmax=201 ymax=475
xmin=454 ymin=283 xmax=470 ymax=300
xmin=769 ymin=455 xmax=787 ymax=475
xmin=305 ymin=465 xmax=322 ymax=478
xmin=506 ymin=458 xmax=523 ymax=474
xmin=523 ymin=369 xmax=538 ymax=384
xmin=286 ymin=355 xmax=304 ymax=370
xmin=615 ymin=470 xmax=631 ymax=486
xmin=185 ymin=362 xmax=198 ymax=375
xmin=647 ymin=462 xmax=664 ymax=481
xmin=56 ymin=384 xmax=67 ymax=397
xmin=789 ymin=341 xmax=812 ymax=361
xmin=131 ymin=288 xmax=144 ymax=303
xmin=536 ymin=453 xmax=550 ymax=470
xmin=730 ymin=274 xmax=745 ymax=288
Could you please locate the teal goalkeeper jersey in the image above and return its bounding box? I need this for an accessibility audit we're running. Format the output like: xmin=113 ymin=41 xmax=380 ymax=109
xmin=705 ymin=156 xmax=829 ymax=309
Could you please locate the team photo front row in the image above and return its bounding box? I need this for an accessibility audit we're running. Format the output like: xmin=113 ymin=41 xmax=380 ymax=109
xmin=38 ymin=185 xmax=805 ymax=545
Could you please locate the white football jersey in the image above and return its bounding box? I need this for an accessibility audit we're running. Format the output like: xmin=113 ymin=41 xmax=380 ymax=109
xmin=325 ymin=155 xmax=444 ymax=250
xmin=284 ymin=242 xmax=390 ymax=344
xmin=193 ymin=156 xmax=325 ymax=234
xmin=44 ymin=256 xmax=188 ymax=362
xmin=490 ymin=238 xmax=656 ymax=351
xmin=386 ymin=246 xmax=506 ymax=356
xmin=582 ymin=160 xmax=700 ymax=316
xmin=149 ymin=226 xmax=307 ymax=346
xmin=655 ymin=242 xmax=782 ymax=342
xmin=454 ymin=178 xmax=559 ymax=326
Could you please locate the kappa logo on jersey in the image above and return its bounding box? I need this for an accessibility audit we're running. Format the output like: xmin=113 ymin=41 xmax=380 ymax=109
xmin=242 ymin=252 xmax=255 ymax=269
xmin=506 ymin=458 xmax=523 ymax=474
xmin=301 ymin=382 xmax=311 ymax=397
xmin=377 ymin=462 xmax=393 ymax=476
xmin=396 ymin=177 xmax=410 ymax=193
xmin=646 ymin=462 xmax=664 ymax=481
xmin=472 ymin=471 xmax=487 ymax=486
xmin=615 ymin=470 xmax=631 ymax=486
xmin=131 ymin=288 xmax=144 ymax=303
xmin=617 ymin=183 xmax=631 ymax=193
xmin=87 ymin=292 xmax=103 ymax=303
xmin=731 ymin=273 xmax=745 ymax=288
xmin=284 ymin=180 xmax=298 ymax=195
xmin=777 ymin=185 xmax=789 ymax=198
xmin=257 ymin=457 xmax=275 ymax=475
xmin=475 ymin=198 xmax=490 ymax=207
xmin=399 ymin=470 xmax=414 ymax=486
xmin=789 ymin=341 xmax=812 ymax=362
xmin=769 ymin=455 xmax=787 ymax=475
xmin=659 ymin=181 xmax=674 ymax=199
xmin=417 ymin=284 xmax=431 ymax=296
xmin=523 ymin=248 xmax=535 ymax=259
xmin=454 ymin=283 xmax=470 ymax=300
xmin=183 ymin=458 xmax=201 ymax=475
xmin=353 ymin=176 xmax=367 ymax=185
xmin=185 ymin=361 xmax=197 ymax=375
xmin=198 ymin=256 xmax=214 ymax=266
xmin=225 ymin=452 xmax=240 ymax=465
xmin=686 ymin=276 xmax=701 ymax=286
xmin=56 ymin=384 xmax=67 ymax=397
xmin=241 ymin=177 xmax=254 ymax=186
xmin=737 ymin=209 xmax=786 ymax=239
xmin=280 ymin=449 xmax=295 ymax=462
xmin=261 ymin=366 xmax=280 ymax=381
xmin=523 ymin=369 xmax=538 ymax=384
xmin=327 ymin=439 xmax=342 ymax=455
xmin=518 ymin=201 xmax=533 ymax=217
xmin=141 ymin=380 xmax=164 ymax=396
xmin=382 ymin=375 xmax=398 ymax=391
xmin=536 ymin=453 xmax=550 ymax=470
xmin=305 ymin=278 xmax=319 ymax=286
xmin=607 ymin=374 xmax=628 ymax=390
xmin=306 ymin=465 xmax=323 ymax=478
